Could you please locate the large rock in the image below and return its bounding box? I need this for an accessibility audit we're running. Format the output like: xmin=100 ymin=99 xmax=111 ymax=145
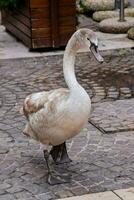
xmin=93 ymin=8 xmax=134 ymax=22
xmin=125 ymin=7 xmax=134 ymax=17
xmin=99 ymin=17 xmax=134 ymax=33
xmin=80 ymin=0 xmax=129 ymax=12
xmin=93 ymin=10 xmax=118 ymax=22
xmin=128 ymin=27 xmax=134 ymax=40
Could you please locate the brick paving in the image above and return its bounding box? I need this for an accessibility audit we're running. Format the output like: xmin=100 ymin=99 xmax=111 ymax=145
xmin=0 ymin=51 xmax=134 ymax=199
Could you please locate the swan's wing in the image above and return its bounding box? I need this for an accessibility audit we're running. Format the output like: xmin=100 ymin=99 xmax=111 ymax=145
xmin=20 ymin=88 xmax=69 ymax=118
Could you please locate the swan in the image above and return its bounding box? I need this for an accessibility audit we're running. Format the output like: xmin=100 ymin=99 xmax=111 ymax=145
xmin=20 ymin=28 xmax=104 ymax=185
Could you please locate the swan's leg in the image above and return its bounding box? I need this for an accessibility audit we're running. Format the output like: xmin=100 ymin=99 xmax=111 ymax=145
xmin=50 ymin=142 xmax=72 ymax=164
xmin=43 ymin=149 xmax=71 ymax=185
xmin=43 ymin=150 xmax=51 ymax=174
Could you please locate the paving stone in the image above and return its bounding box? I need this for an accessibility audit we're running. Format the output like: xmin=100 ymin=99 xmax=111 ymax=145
xmin=0 ymin=183 xmax=11 ymax=190
xmin=14 ymin=191 xmax=33 ymax=200
xmin=52 ymin=190 xmax=73 ymax=199
xmin=70 ymin=186 xmax=88 ymax=196
xmin=0 ymin=194 xmax=16 ymax=200
xmin=20 ymin=197 xmax=36 ymax=200
xmin=35 ymin=192 xmax=55 ymax=200
xmin=6 ymin=184 xmax=23 ymax=193
xmin=0 ymin=191 xmax=5 ymax=195
xmin=0 ymin=146 xmax=9 ymax=154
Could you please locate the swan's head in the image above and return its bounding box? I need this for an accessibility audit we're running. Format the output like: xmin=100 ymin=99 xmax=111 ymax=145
xmin=75 ymin=28 xmax=104 ymax=63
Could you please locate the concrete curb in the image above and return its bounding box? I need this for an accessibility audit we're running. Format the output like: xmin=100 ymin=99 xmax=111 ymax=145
xmin=58 ymin=187 xmax=134 ymax=200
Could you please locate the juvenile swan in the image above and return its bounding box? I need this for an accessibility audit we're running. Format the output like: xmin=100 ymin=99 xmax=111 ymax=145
xmin=20 ymin=28 xmax=104 ymax=185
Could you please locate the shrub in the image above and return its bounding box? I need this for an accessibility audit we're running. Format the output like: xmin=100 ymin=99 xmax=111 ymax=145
xmin=0 ymin=0 xmax=21 ymax=9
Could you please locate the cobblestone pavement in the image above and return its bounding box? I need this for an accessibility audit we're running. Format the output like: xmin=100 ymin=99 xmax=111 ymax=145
xmin=91 ymin=99 xmax=134 ymax=133
xmin=0 ymin=50 xmax=134 ymax=199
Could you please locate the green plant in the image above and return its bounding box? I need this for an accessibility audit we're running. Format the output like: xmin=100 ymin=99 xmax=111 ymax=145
xmin=79 ymin=0 xmax=89 ymax=13
xmin=0 ymin=0 xmax=21 ymax=9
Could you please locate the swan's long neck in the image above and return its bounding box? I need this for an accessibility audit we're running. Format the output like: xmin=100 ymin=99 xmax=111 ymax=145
xmin=63 ymin=35 xmax=80 ymax=91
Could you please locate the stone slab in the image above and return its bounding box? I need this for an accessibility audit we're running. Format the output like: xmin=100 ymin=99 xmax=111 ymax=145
xmin=114 ymin=187 xmax=134 ymax=200
xmin=57 ymin=191 xmax=120 ymax=200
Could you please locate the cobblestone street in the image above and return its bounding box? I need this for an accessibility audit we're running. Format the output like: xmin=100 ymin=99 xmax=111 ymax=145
xmin=0 ymin=50 xmax=134 ymax=199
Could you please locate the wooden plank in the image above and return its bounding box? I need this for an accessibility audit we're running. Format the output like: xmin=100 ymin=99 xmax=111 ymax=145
xmin=23 ymin=0 xmax=30 ymax=8
xmin=31 ymin=8 xmax=50 ymax=19
xmin=59 ymin=26 xmax=76 ymax=35
xmin=50 ymin=0 xmax=59 ymax=47
xmin=59 ymin=0 xmax=76 ymax=6
xmin=32 ymin=28 xmax=51 ymax=38
xmin=12 ymin=10 xmax=31 ymax=27
xmin=4 ymin=21 xmax=31 ymax=48
xmin=17 ymin=6 xmax=30 ymax=17
xmin=31 ymin=19 xmax=50 ymax=28
xmin=30 ymin=0 xmax=49 ymax=8
xmin=14 ymin=0 xmax=30 ymax=17
xmin=59 ymin=16 xmax=76 ymax=27
xmin=60 ymin=32 xmax=75 ymax=46
xmin=32 ymin=37 xmax=51 ymax=48
xmin=59 ymin=6 xmax=76 ymax=17
xmin=1 ymin=10 xmax=7 ymax=22
xmin=6 ymin=15 xmax=31 ymax=37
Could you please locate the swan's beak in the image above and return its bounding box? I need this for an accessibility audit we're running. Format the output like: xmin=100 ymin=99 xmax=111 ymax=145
xmin=90 ymin=45 xmax=104 ymax=63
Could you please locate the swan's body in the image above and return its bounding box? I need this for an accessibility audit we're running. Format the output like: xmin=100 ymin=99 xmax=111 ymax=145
xmin=23 ymin=86 xmax=90 ymax=146
xmin=21 ymin=28 xmax=103 ymax=185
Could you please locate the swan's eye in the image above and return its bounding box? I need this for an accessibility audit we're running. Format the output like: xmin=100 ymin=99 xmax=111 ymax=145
xmin=87 ymin=38 xmax=90 ymax=41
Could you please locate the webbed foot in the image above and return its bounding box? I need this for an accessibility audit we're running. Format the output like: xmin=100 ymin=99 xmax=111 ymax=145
xmin=43 ymin=147 xmax=72 ymax=185
xmin=47 ymin=171 xmax=71 ymax=185
xmin=50 ymin=142 xmax=72 ymax=164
